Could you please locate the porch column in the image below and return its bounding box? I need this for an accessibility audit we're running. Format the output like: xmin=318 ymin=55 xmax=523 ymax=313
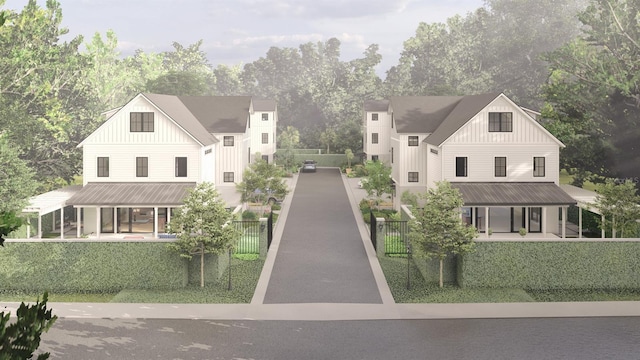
xmin=52 ymin=212 xmax=56 ymax=232
xmin=524 ymin=207 xmax=529 ymax=231
xmin=76 ymin=207 xmax=81 ymax=238
xmin=484 ymin=207 xmax=490 ymax=238
xmin=96 ymin=207 xmax=101 ymax=239
xmin=601 ymin=214 xmax=605 ymax=238
xmin=153 ymin=207 xmax=158 ymax=238
xmin=541 ymin=207 xmax=547 ymax=235
xmin=37 ymin=214 xmax=42 ymax=239
xmin=561 ymin=206 xmax=567 ymax=239
xmin=578 ymin=207 xmax=583 ymax=238
xmin=167 ymin=207 xmax=171 ymax=224
xmin=26 ymin=219 xmax=31 ymax=238
xmin=60 ymin=206 xmax=64 ymax=240
xmin=113 ymin=207 xmax=118 ymax=234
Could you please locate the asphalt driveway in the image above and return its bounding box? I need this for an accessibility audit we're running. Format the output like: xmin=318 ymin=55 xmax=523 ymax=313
xmin=263 ymin=168 xmax=383 ymax=304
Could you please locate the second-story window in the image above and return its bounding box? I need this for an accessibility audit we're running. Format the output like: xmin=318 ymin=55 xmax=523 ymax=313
xmin=408 ymin=172 xmax=419 ymax=182
xmin=372 ymin=113 xmax=379 ymax=121
xmin=262 ymin=113 xmax=269 ymax=121
xmin=495 ymin=157 xmax=507 ymax=177
xmin=223 ymin=172 xmax=234 ymax=182
xmin=488 ymin=112 xmax=513 ymax=132
xmin=97 ymin=157 xmax=109 ymax=177
xmin=136 ymin=157 xmax=148 ymax=177
xmin=224 ymin=136 xmax=234 ymax=146
xmin=262 ymin=133 xmax=268 ymax=144
xmin=456 ymin=157 xmax=468 ymax=177
xmin=408 ymin=136 xmax=419 ymax=146
xmin=533 ymin=157 xmax=545 ymax=177
xmin=372 ymin=133 xmax=379 ymax=144
xmin=175 ymin=157 xmax=187 ymax=177
xmin=130 ymin=112 xmax=154 ymax=132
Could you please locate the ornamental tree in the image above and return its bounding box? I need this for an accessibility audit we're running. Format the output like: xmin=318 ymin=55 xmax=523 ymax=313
xmin=236 ymin=154 xmax=288 ymax=208
xmin=166 ymin=182 xmax=241 ymax=287
xmin=594 ymin=179 xmax=640 ymax=238
xmin=408 ymin=181 xmax=478 ymax=287
xmin=361 ymin=160 xmax=392 ymax=207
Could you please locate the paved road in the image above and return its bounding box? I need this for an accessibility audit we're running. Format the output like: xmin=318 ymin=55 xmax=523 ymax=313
xmin=263 ymin=168 xmax=382 ymax=304
xmin=38 ymin=317 xmax=640 ymax=359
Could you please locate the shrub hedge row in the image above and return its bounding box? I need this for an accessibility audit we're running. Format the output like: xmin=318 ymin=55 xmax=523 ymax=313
xmin=458 ymin=241 xmax=640 ymax=290
xmin=0 ymin=241 xmax=192 ymax=292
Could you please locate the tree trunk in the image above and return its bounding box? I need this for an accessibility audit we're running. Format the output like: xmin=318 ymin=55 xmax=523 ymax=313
xmin=200 ymin=243 xmax=205 ymax=288
xmin=439 ymin=259 xmax=444 ymax=288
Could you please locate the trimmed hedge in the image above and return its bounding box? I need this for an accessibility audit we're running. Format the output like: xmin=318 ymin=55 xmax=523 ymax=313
xmin=458 ymin=240 xmax=640 ymax=290
xmin=275 ymin=151 xmax=350 ymax=167
xmin=0 ymin=241 xmax=189 ymax=292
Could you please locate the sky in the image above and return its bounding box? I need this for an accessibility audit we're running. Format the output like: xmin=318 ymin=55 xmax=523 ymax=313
xmin=4 ymin=0 xmax=485 ymax=76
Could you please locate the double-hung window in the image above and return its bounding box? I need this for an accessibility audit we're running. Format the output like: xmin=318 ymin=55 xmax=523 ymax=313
xmin=97 ymin=157 xmax=109 ymax=177
xmin=372 ymin=113 xmax=379 ymax=121
xmin=456 ymin=157 xmax=468 ymax=177
xmin=175 ymin=157 xmax=187 ymax=177
xmin=372 ymin=133 xmax=379 ymax=144
xmin=262 ymin=133 xmax=269 ymax=144
xmin=488 ymin=112 xmax=513 ymax=132
xmin=130 ymin=112 xmax=154 ymax=132
xmin=533 ymin=157 xmax=545 ymax=177
xmin=223 ymin=172 xmax=234 ymax=182
xmin=136 ymin=157 xmax=148 ymax=177
xmin=262 ymin=113 xmax=269 ymax=121
xmin=408 ymin=136 xmax=419 ymax=146
xmin=224 ymin=136 xmax=234 ymax=146
xmin=408 ymin=172 xmax=419 ymax=182
xmin=495 ymin=157 xmax=507 ymax=177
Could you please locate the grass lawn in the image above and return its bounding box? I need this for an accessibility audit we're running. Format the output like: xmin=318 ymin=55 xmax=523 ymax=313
xmin=0 ymin=257 xmax=264 ymax=304
xmin=378 ymin=256 xmax=640 ymax=303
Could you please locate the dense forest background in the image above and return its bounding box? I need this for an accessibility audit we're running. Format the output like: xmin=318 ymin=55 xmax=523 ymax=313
xmin=1 ymin=0 xmax=639 ymax=205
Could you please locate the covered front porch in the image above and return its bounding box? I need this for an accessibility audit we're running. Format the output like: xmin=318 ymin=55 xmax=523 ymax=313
xmin=67 ymin=182 xmax=196 ymax=239
xmin=451 ymin=182 xmax=578 ymax=238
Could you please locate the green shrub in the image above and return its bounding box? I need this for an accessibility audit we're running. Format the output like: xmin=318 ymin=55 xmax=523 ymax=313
xmin=242 ymin=210 xmax=258 ymax=221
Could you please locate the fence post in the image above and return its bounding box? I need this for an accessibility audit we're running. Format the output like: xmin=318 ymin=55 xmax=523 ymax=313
xmin=376 ymin=217 xmax=385 ymax=257
xmin=259 ymin=218 xmax=268 ymax=258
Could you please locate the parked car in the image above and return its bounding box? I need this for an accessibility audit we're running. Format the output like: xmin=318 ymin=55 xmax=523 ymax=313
xmin=302 ymin=160 xmax=317 ymax=173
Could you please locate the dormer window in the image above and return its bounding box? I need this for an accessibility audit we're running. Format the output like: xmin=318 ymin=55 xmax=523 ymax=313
xmin=130 ymin=112 xmax=154 ymax=132
xmin=488 ymin=112 xmax=512 ymax=132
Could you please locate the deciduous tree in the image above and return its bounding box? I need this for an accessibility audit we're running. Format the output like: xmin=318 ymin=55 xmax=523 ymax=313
xmin=594 ymin=179 xmax=640 ymax=238
xmin=166 ymin=182 xmax=240 ymax=287
xmin=408 ymin=181 xmax=478 ymax=287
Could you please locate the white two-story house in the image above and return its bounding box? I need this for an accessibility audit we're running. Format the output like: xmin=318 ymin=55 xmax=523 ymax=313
xmin=364 ymin=93 xmax=576 ymax=237
xmin=67 ymin=93 xmax=277 ymax=238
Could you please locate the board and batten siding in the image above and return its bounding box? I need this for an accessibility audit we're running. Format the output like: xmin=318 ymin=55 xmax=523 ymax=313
xmin=82 ymin=98 xmax=204 ymax=185
xmin=214 ymin=133 xmax=244 ymax=186
xmin=249 ymin=111 xmax=276 ymax=162
xmin=365 ymin=111 xmax=392 ymax=160
xmin=395 ymin=134 xmax=429 ymax=186
xmin=426 ymin=144 xmax=442 ymax=188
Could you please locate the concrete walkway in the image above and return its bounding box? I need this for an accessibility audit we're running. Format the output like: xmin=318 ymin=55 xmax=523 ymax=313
xmin=2 ymin=169 xmax=640 ymax=320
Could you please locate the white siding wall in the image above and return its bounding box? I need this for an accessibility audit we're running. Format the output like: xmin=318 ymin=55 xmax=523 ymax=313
xmin=396 ymin=134 xmax=429 ymax=187
xmin=426 ymin=145 xmax=442 ymax=188
xmin=365 ymin=111 xmax=392 ymax=161
xmin=82 ymin=97 xmax=203 ymax=184
xmin=441 ymin=96 xmax=561 ymax=184
xmin=215 ymin=133 xmax=244 ymax=186
xmin=201 ymin=146 xmax=215 ymax=183
xmin=248 ymin=110 xmax=277 ymax=163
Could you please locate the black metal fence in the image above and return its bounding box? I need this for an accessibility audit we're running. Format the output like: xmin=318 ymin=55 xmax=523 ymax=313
xmin=384 ymin=220 xmax=410 ymax=255
xmin=233 ymin=220 xmax=260 ymax=254
xmin=370 ymin=211 xmax=377 ymax=251
xmin=267 ymin=211 xmax=274 ymax=249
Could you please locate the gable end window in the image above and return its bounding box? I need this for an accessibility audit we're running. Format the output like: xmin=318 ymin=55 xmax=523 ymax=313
xmin=408 ymin=136 xmax=419 ymax=146
xmin=175 ymin=157 xmax=187 ymax=177
xmin=130 ymin=112 xmax=154 ymax=132
xmin=456 ymin=157 xmax=468 ymax=177
xmin=488 ymin=112 xmax=513 ymax=132
xmin=372 ymin=113 xmax=379 ymax=121
xmin=533 ymin=157 xmax=545 ymax=177
xmin=97 ymin=157 xmax=109 ymax=177
xmin=223 ymin=136 xmax=234 ymax=146
xmin=262 ymin=133 xmax=269 ymax=144
xmin=372 ymin=133 xmax=379 ymax=144
xmin=408 ymin=172 xmax=419 ymax=182
xmin=495 ymin=157 xmax=507 ymax=177
xmin=223 ymin=172 xmax=234 ymax=182
xmin=136 ymin=157 xmax=148 ymax=177
xmin=262 ymin=113 xmax=269 ymax=121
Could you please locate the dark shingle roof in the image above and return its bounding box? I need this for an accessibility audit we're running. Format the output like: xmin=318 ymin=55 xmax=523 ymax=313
xmin=177 ymin=96 xmax=251 ymax=133
xmin=364 ymin=100 xmax=390 ymax=112
xmin=67 ymin=182 xmax=196 ymax=206
xmin=252 ymin=99 xmax=277 ymax=111
xmin=451 ymin=182 xmax=577 ymax=206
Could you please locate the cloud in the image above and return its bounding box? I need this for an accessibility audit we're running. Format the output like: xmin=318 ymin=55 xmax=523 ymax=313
xmin=234 ymin=0 xmax=412 ymax=19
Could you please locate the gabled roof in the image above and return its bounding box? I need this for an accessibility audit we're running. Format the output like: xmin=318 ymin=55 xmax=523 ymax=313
xmin=176 ymin=95 xmax=252 ymax=133
xmin=364 ymin=100 xmax=389 ymax=112
xmin=252 ymin=99 xmax=277 ymax=112
xmin=389 ymin=95 xmax=467 ymax=133
xmin=142 ymin=93 xmax=218 ymax=146
xmin=425 ymin=92 xmax=501 ymax=145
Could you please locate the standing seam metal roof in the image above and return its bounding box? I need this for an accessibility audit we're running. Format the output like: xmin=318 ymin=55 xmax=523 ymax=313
xmin=451 ymin=182 xmax=577 ymax=206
